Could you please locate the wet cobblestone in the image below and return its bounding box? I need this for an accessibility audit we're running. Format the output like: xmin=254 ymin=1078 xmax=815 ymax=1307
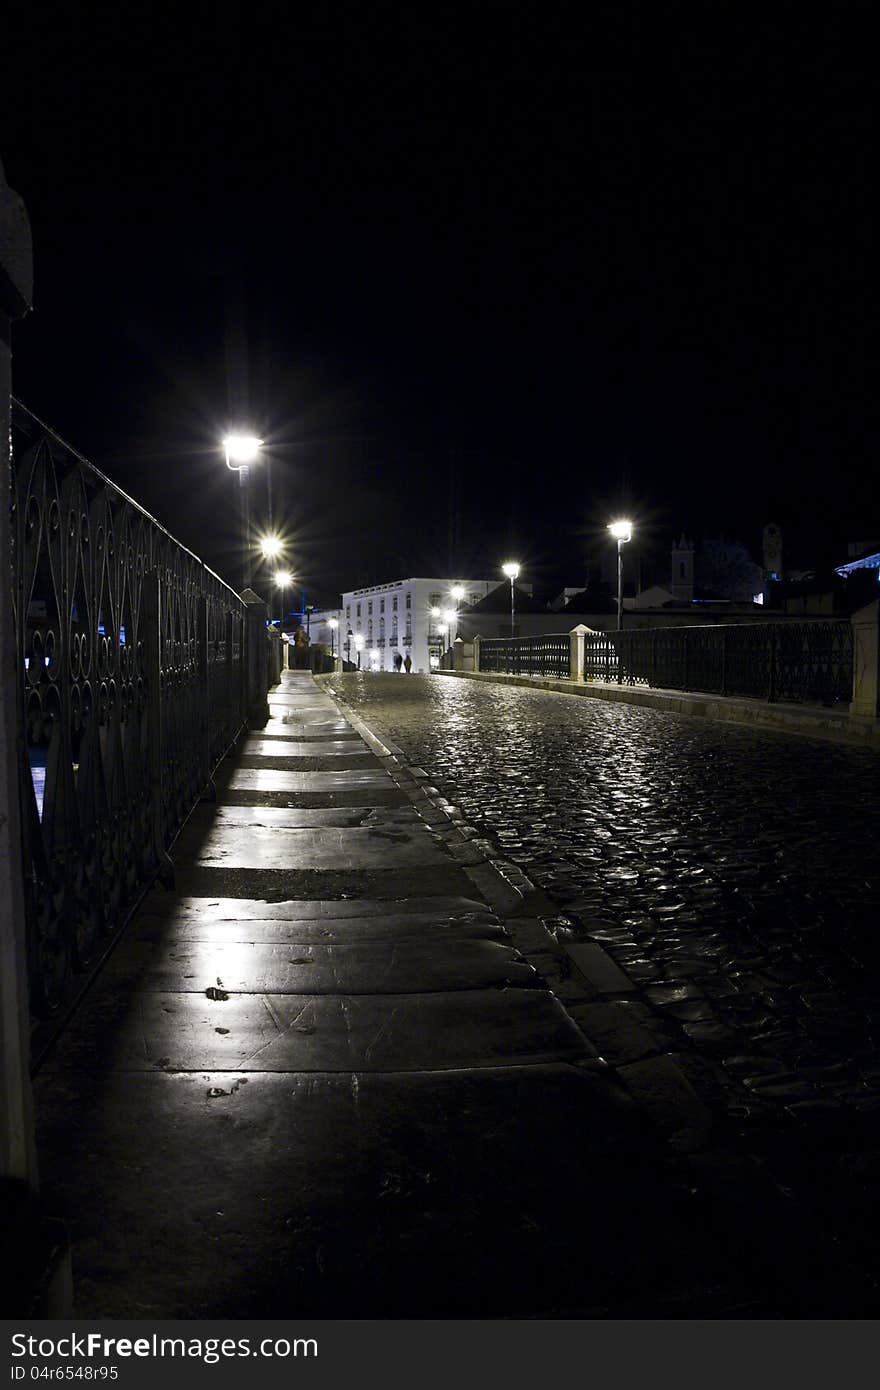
xmin=333 ymin=672 xmax=880 ymax=1291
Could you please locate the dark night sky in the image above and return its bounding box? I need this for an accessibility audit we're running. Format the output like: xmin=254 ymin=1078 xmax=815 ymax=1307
xmin=3 ymin=6 xmax=874 ymax=605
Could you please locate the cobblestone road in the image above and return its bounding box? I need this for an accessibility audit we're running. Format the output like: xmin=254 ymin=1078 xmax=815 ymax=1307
xmin=331 ymin=672 xmax=880 ymax=1302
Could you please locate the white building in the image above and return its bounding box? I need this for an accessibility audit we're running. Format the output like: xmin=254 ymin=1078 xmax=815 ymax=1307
xmin=340 ymin=577 xmax=499 ymax=673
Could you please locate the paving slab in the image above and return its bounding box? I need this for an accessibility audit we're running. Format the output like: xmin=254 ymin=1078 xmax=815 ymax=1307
xmin=41 ymin=988 xmax=589 ymax=1073
xmin=171 ymin=864 xmax=478 ymax=900
xmin=97 ymin=938 xmax=539 ymax=994
xmin=259 ymin=721 xmax=357 ymax=738
xmin=137 ymin=893 xmax=496 ymax=921
xmin=173 ymin=823 xmax=453 ymax=870
xmin=212 ymin=786 xmax=409 ymax=808
xmin=130 ymin=913 xmax=507 ymax=945
xmin=240 ymin=738 xmax=367 ymax=756
xmin=221 ymin=767 xmax=390 ymax=792
xmin=178 ymin=804 xmax=416 ymax=830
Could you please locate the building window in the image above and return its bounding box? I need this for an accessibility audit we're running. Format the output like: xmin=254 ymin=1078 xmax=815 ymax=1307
xmin=470 ymin=592 xmax=480 ymax=606
xmin=356 ymin=603 xmax=361 ymax=618
xmin=405 ymin=593 xmax=411 ymax=609
xmin=346 ymin=605 xmax=351 ymax=620
xmin=368 ymin=620 xmax=373 ymax=638
xmin=380 ymin=598 xmax=385 ymax=613
xmin=679 ymin=562 xmax=686 ymax=578
xmin=380 ymin=617 xmax=385 ymax=638
xmin=392 ymin=596 xmax=398 ymax=611
xmin=429 ymin=592 xmax=440 ymax=607
xmin=368 ymin=601 xmax=373 ymax=615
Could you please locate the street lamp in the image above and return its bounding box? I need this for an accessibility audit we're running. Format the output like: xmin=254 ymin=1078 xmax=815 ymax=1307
xmin=443 ymin=606 xmax=457 ymax=644
xmin=259 ymin=535 xmax=283 ymax=559
xmin=328 ymin=617 xmax=339 ymax=665
xmin=273 ymin=569 xmax=293 ymax=636
xmin=223 ymin=433 xmax=263 ymax=590
xmin=353 ymin=632 xmax=364 ymax=670
xmin=607 ymin=520 xmax=633 ymax=631
xmin=345 ymin=628 xmax=353 ymax=665
xmin=261 ymin=536 xmax=285 ymax=620
xmin=502 ymin=561 xmax=520 ymax=637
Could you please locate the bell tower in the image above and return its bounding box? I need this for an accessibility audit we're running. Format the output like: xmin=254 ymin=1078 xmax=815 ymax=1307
xmin=670 ymin=535 xmax=694 ymax=603
xmin=763 ymin=523 xmax=783 ymax=581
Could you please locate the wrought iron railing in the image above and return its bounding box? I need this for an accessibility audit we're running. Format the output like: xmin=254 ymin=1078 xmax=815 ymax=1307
xmin=582 ymin=621 xmax=853 ymax=705
xmin=479 ymin=634 xmax=570 ymax=679
xmin=11 ymin=401 xmax=249 ymax=1019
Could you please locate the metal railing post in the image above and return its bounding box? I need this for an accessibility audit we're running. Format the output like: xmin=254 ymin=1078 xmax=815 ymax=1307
xmin=142 ymin=570 xmax=174 ymax=886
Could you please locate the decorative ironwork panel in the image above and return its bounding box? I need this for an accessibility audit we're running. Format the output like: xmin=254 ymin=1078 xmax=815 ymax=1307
xmin=10 ymin=402 xmax=249 ymax=1020
xmin=582 ymin=620 xmax=853 ymax=706
xmin=479 ymin=634 xmax=569 ymax=678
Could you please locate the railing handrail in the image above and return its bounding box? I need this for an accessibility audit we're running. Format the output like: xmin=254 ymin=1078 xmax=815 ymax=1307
xmin=12 ymin=397 xmax=242 ymax=605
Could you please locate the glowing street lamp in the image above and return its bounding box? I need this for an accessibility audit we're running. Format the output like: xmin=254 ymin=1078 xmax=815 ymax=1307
xmin=259 ymin=535 xmax=283 ymax=560
xmin=502 ymin=561 xmax=520 ymax=637
xmin=223 ymin=433 xmax=263 ymax=590
xmin=273 ymin=568 xmax=293 ymax=631
xmin=353 ymin=632 xmax=365 ymax=670
xmin=328 ymin=617 xmax=339 ymax=664
xmin=607 ymin=520 xmax=633 ymax=631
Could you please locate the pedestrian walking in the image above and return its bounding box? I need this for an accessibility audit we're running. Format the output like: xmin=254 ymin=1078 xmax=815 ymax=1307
xmin=393 ymin=652 xmax=403 ymax=672
xmin=403 ymin=653 xmax=412 ymax=673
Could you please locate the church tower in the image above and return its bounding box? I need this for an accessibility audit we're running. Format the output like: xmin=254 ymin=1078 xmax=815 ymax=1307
xmin=762 ymin=523 xmax=783 ymax=581
xmin=670 ymin=535 xmax=694 ymax=603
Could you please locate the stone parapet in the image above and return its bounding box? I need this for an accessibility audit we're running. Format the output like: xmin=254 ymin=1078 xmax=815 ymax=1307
xmin=436 ymin=669 xmax=880 ymax=750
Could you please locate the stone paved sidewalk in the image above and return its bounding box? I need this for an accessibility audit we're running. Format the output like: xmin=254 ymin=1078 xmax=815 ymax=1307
xmin=32 ymin=673 xmax=862 ymax=1318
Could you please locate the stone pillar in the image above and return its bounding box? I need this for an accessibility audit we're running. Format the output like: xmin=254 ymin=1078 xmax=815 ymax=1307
xmin=0 ymin=160 xmax=37 ymax=1189
xmin=473 ymin=635 xmax=481 ymax=672
xmin=267 ymin=626 xmax=282 ymax=686
xmin=0 ymin=158 xmax=72 ymax=1313
xmin=569 ymin=624 xmax=590 ymax=682
xmin=851 ymin=599 xmax=880 ymax=719
xmin=453 ymin=637 xmax=474 ymax=672
xmin=241 ymin=588 xmax=270 ymax=727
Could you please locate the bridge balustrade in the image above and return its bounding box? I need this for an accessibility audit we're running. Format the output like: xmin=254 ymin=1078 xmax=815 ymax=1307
xmin=479 ymin=634 xmax=571 ymax=679
xmin=10 ymin=400 xmax=259 ymax=1023
xmin=584 ymin=620 xmax=854 ymax=704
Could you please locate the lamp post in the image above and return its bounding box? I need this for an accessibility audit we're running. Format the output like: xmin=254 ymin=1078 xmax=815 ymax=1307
xmin=223 ymin=433 xmax=263 ymax=590
xmin=607 ymin=520 xmax=633 ymax=631
xmin=345 ymin=628 xmax=353 ymax=665
xmin=443 ymin=607 xmax=457 ymax=645
xmin=328 ymin=617 xmax=339 ymax=666
xmin=273 ymin=569 xmax=293 ymax=642
xmin=502 ymin=562 xmax=520 ymax=637
xmin=437 ymin=623 xmax=448 ymax=664
xmin=261 ymin=535 xmax=284 ymax=620
xmin=430 ymin=605 xmax=441 ymax=663
xmin=449 ymin=584 xmax=464 ymax=642
xmin=354 ymin=632 xmax=364 ymax=670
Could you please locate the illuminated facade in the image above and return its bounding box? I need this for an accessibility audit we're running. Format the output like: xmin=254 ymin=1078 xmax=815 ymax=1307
xmin=339 ymin=576 xmax=497 ymax=672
